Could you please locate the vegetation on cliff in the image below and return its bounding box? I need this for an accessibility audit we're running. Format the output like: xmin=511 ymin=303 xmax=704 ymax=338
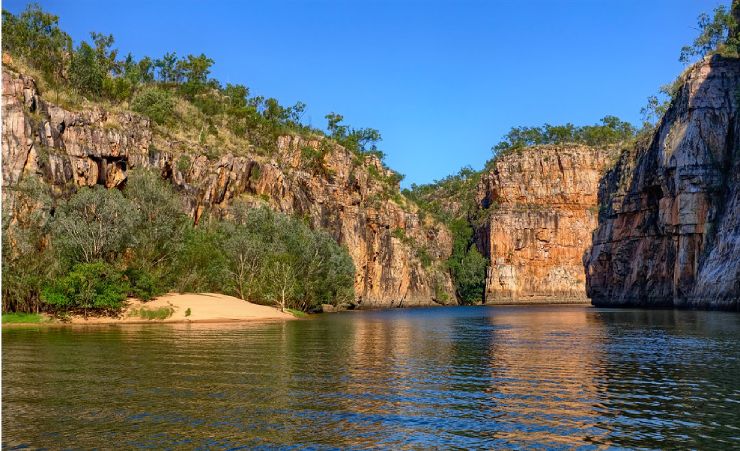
xmin=1 ymin=3 xmax=402 ymax=183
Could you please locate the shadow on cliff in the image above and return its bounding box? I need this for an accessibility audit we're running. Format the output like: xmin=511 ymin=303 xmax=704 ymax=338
xmin=583 ymin=55 xmax=740 ymax=310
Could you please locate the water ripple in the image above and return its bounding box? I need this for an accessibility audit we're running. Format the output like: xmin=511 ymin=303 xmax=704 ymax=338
xmin=3 ymin=305 xmax=740 ymax=449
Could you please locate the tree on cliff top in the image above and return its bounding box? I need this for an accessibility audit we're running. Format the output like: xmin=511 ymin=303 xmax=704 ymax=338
xmin=679 ymin=1 xmax=740 ymax=64
xmin=490 ymin=117 xmax=637 ymax=158
xmin=1 ymin=3 xmax=71 ymax=86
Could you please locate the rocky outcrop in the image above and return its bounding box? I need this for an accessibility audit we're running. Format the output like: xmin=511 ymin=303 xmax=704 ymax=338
xmin=476 ymin=145 xmax=617 ymax=303
xmin=1 ymin=68 xmax=455 ymax=308
xmin=584 ymin=56 xmax=740 ymax=310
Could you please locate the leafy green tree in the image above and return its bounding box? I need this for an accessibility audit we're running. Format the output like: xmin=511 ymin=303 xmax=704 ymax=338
xmin=325 ymin=113 xmax=383 ymax=159
xmin=69 ymin=41 xmax=105 ymax=97
xmin=50 ymin=186 xmax=138 ymax=264
xmin=90 ymin=32 xmax=118 ymax=74
xmin=123 ymin=169 xmax=190 ymax=294
xmin=154 ymin=52 xmax=182 ymax=83
xmin=263 ymin=253 xmax=299 ymax=312
xmin=1 ymin=177 xmax=55 ymax=313
xmin=680 ymin=2 xmax=740 ymax=64
xmin=1 ymin=4 xmax=72 ymax=86
xmin=138 ymin=56 xmax=155 ymax=83
xmin=452 ymin=247 xmax=487 ymax=303
xmin=172 ymin=223 xmax=230 ymax=293
xmin=446 ymin=219 xmax=487 ymax=304
xmin=219 ymin=206 xmax=272 ymax=301
xmin=177 ymin=53 xmax=215 ymax=100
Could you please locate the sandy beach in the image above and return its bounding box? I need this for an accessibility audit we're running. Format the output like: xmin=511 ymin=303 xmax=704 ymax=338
xmin=63 ymin=293 xmax=295 ymax=325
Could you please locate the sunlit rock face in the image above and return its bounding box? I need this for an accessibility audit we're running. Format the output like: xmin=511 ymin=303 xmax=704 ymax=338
xmin=1 ymin=67 xmax=455 ymax=308
xmin=475 ymin=145 xmax=617 ymax=303
xmin=584 ymin=56 xmax=740 ymax=310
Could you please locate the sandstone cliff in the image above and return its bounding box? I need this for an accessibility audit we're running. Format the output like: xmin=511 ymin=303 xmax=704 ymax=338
xmin=584 ymin=56 xmax=740 ymax=310
xmin=476 ymin=145 xmax=617 ymax=303
xmin=1 ymin=68 xmax=455 ymax=308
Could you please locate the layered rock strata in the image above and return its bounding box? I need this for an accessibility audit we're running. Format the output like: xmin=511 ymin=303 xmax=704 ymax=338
xmin=584 ymin=56 xmax=740 ymax=310
xmin=1 ymin=68 xmax=455 ymax=308
xmin=476 ymin=145 xmax=617 ymax=303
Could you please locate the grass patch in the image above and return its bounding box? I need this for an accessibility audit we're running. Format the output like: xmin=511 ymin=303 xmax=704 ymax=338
xmin=129 ymin=306 xmax=175 ymax=320
xmin=2 ymin=312 xmax=45 ymax=324
xmin=285 ymin=308 xmax=307 ymax=318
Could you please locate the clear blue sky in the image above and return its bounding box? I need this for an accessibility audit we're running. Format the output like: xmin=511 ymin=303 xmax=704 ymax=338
xmin=4 ymin=0 xmax=729 ymax=186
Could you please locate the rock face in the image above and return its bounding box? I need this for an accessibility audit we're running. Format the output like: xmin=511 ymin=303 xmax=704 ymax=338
xmin=476 ymin=145 xmax=617 ymax=303
xmin=584 ymin=56 xmax=740 ymax=310
xmin=1 ymin=68 xmax=455 ymax=308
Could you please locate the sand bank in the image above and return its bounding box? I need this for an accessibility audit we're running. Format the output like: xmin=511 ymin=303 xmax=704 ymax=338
xmin=65 ymin=293 xmax=295 ymax=325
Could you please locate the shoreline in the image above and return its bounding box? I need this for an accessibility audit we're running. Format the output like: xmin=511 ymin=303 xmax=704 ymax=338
xmin=3 ymin=293 xmax=297 ymax=327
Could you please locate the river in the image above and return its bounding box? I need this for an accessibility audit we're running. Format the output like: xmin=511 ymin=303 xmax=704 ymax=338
xmin=3 ymin=305 xmax=739 ymax=449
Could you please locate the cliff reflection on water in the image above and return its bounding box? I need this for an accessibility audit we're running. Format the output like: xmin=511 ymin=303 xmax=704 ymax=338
xmin=3 ymin=306 xmax=739 ymax=449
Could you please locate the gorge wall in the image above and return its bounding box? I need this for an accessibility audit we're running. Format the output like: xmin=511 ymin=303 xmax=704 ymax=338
xmin=475 ymin=145 xmax=617 ymax=303
xmin=584 ymin=56 xmax=740 ymax=310
xmin=1 ymin=67 xmax=455 ymax=309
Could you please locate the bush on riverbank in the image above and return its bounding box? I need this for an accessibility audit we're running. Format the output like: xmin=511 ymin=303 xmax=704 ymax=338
xmin=2 ymin=170 xmax=356 ymax=315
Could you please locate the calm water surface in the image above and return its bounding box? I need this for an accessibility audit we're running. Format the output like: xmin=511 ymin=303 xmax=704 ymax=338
xmin=3 ymin=305 xmax=740 ymax=449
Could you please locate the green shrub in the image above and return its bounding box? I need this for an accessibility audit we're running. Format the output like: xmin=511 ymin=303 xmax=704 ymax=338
xmin=2 ymin=178 xmax=55 ymax=313
xmin=131 ymin=306 xmax=174 ymax=320
xmin=131 ymin=87 xmax=176 ymax=125
xmin=41 ymin=262 xmax=129 ymax=314
xmin=185 ymin=308 xmax=191 ymax=317
xmin=177 ymin=155 xmax=192 ymax=173
xmin=124 ymin=268 xmax=159 ymax=301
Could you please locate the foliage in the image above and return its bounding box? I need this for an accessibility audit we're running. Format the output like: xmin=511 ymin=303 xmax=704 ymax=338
xmin=41 ymin=262 xmax=129 ymax=314
xmin=1 ymin=3 xmax=71 ymax=86
xmin=131 ymin=87 xmax=176 ymax=125
xmin=172 ymin=222 xmax=230 ymax=294
xmin=325 ymin=112 xmax=385 ymax=160
xmin=2 ymin=178 xmax=56 ymax=313
xmin=130 ymin=306 xmax=175 ymax=320
xmin=446 ymin=219 xmax=487 ymax=304
xmin=50 ymin=186 xmax=138 ymax=264
xmin=491 ymin=116 xmax=636 ymax=157
xmin=679 ymin=2 xmax=740 ymax=64
xmin=218 ymin=205 xmax=355 ymax=311
xmin=124 ymin=169 xmax=190 ymax=291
